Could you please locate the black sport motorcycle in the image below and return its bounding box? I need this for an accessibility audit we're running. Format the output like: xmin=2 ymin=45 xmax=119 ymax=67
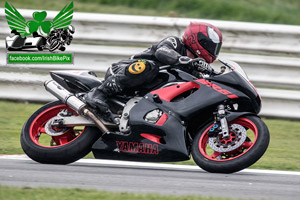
xmin=21 ymin=59 xmax=270 ymax=173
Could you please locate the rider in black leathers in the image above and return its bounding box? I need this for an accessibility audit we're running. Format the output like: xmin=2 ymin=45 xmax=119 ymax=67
xmin=85 ymin=22 xmax=223 ymax=121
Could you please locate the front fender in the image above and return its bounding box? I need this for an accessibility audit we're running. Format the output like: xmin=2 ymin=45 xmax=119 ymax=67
xmin=226 ymin=111 xmax=259 ymax=122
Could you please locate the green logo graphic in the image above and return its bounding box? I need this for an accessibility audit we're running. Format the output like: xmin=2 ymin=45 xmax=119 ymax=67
xmin=5 ymin=1 xmax=73 ymax=37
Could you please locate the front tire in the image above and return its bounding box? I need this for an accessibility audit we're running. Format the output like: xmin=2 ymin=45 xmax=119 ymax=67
xmin=192 ymin=115 xmax=270 ymax=173
xmin=21 ymin=101 xmax=100 ymax=164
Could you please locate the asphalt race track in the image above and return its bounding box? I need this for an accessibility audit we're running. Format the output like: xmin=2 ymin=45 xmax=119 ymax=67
xmin=0 ymin=155 xmax=300 ymax=200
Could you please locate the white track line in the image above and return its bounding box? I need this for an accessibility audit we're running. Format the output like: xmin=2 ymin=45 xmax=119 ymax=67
xmin=1 ymin=154 xmax=300 ymax=176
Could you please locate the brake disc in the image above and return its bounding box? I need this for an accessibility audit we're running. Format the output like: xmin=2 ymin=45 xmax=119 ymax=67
xmin=44 ymin=117 xmax=70 ymax=136
xmin=208 ymin=124 xmax=247 ymax=153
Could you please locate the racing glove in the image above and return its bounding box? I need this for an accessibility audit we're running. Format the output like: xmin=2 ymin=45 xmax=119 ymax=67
xmin=190 ymin=58 xmax=214 ymax=74
xmin=178 ymin=56 xmax=215 ymax=75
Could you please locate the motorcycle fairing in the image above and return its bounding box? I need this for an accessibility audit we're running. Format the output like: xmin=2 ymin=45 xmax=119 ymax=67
xmin=149 ymin=70 xmax=261 ymax=119
xmin=92 ymin=69 xmax=262 ymax=162
xmin=92 ymin=98 xmax=190 ymax=162
xmin=150 ymin=81 xmax=246 ymax=119
xmin=207 ymin=71 xmax=261 ymax=113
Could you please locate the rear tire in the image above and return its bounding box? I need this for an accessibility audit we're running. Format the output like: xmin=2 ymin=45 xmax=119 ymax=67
xmin=192 ymin=115 xmax=270 ymax=173
xmin=21 ymin=101 xmax=100 ymax=164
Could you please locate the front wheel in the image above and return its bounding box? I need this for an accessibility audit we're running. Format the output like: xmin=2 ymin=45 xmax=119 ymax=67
xmin=192 ymin=115 xmax=270 ymax=173
xmin=21 ymin=101 xmax=100 ymax=164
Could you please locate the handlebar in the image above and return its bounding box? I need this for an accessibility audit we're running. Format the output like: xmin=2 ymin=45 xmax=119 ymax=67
xmin=211 ymin=70 xmax=222 ymax=76
xmin=159 ymin=57 xmax=228 ymax=77
xmin=192 ymin=61 xmax=220 ymax=76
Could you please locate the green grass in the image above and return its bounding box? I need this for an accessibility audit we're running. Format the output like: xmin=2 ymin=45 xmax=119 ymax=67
xmin=0 ymin=186 xmax=250 ymax=200
xmin=0 ymin=100 xmax=95 ymax=158
xmin=250 ymin=118 xmax=300 ymax=171
xmin=0 ymin=100 xmax=299 ymax=171
xmin=0 ymin=101 xmax=41 ymax=155
xmin=1 ymin=0 xmax=300 ymax=25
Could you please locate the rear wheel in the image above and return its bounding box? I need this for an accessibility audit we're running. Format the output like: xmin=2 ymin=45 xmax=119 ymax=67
xmin=192 ymin=115 xmax=270 ymax=173
xmin=21 ymin=101 xmax=100 ymax=164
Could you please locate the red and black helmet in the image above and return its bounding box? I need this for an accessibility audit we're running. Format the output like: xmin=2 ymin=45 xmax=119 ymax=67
xmin=182 ymin=22 xmax=222 ymax=63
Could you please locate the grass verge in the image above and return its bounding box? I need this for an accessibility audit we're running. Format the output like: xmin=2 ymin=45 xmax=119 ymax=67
xmin=0 ymin=100 xmax=299 ymax=171
xmin=0 ymin=185 xmax=249 ymax=200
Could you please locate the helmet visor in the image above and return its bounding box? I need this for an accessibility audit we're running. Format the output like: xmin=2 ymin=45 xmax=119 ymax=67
xmin=197 ymin=31 xmax=222 ymax=57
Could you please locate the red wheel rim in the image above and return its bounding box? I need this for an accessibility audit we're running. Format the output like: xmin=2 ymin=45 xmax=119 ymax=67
xmin=29 ymin=104 xmax=84 ymax=148
xmin=198 ymin=117 xmax=258 ymax=161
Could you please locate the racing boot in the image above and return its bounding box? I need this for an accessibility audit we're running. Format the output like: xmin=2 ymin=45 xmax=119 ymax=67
xmin=85 ymin=76 xmax=122 ymax=122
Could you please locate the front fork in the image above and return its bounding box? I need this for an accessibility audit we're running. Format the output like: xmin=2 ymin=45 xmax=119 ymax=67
xmin=218 ymin=105 xmax=230 ymax=138
xmin=209 ymin=104 xmax=230 ymax=139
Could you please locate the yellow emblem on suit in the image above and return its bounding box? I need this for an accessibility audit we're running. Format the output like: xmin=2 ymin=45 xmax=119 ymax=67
xmin=128 ymin=61 xmax=146 ymax=74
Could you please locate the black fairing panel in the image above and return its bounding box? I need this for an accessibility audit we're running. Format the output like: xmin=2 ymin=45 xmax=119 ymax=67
xmin=148 ymin=81 xmax=247 ymax=120
xmin=158 ymin=71 xmax=261 ymax=119
xmin=167 ymin=68 xmax=196 ymax=82
xmin=50 ymin=71 xmax=102 ymax=93
xmin=92 ymin=98 xmax=190 ymax=162
xmin=141 ymin=73 xmax=260 ymax=128
xmin=207 ymin=71 xmax=261 ymax=113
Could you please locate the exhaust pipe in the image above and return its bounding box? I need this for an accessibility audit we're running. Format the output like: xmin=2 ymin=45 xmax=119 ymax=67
xmin=44 ymin=80 xmax=85 ymax=113
xmin=44 ymin=80 xmax=109 ymax=134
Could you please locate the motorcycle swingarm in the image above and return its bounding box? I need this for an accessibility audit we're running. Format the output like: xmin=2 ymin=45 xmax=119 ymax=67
xmin=58 ymin=115 xmax=116 ymax=128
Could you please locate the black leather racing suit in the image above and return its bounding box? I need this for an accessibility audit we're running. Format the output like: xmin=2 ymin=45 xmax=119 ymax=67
xmin=85 ymin=36 xmax=191 ymax=119
xmin=104 ymin=36 xmax=189 ymax=92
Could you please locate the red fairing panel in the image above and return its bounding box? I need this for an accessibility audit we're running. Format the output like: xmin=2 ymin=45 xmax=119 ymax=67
xmin=150 ymin=82 xmax=200 ymax=102
xmin=140 ymin=133 xmax=162 ymax=144
xmin=155 ymin=113 xmax=168 ymax=126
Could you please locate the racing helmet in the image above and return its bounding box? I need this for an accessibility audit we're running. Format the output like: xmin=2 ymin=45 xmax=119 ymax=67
xmin=182 ymin=22 xmax=222 ymax=63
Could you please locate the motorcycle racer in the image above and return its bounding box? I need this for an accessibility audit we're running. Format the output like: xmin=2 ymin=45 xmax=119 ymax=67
xmin=85 ymin=22 xmax=223 ymax=121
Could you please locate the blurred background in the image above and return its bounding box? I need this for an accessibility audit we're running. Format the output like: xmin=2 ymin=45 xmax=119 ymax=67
xmin=1 ymin=0 xmax=300 ymax=199
xmin=2 ymin=0 xmax=300 ymax=25
xmin=0 ymin=0 xmax=299 ymax=173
